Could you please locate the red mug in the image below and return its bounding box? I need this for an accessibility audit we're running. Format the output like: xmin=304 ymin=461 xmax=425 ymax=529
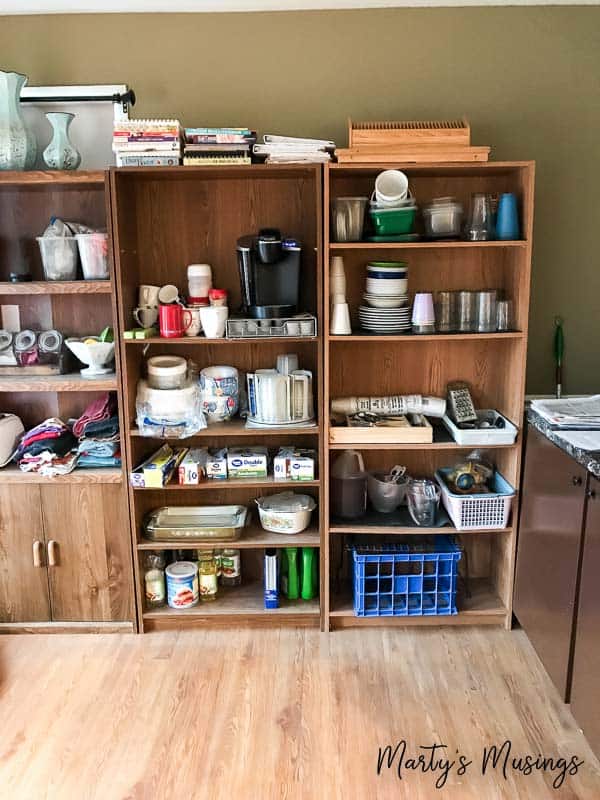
xmin=159 ymin=304 xmax=192 ymax=338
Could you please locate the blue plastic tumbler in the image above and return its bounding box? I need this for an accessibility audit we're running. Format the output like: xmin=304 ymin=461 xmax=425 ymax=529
xmin=495 ymin=193 xmax=520 ymax=240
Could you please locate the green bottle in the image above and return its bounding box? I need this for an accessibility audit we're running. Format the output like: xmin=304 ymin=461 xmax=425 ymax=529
xmin=282 ymin=548 xmax=299 ymax=600
xmin=301 ymin=547 xmax=316 ymax=601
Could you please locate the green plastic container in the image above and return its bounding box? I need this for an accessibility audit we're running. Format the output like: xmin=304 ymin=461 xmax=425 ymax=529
xmin=369 ymin=206 xmax=416 ymax=236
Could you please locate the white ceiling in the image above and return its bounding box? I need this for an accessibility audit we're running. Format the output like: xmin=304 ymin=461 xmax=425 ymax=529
xmin=1 ymin=0 xmax=598 ymax=12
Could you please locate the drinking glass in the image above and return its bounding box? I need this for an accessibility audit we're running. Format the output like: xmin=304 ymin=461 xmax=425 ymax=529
xmin=435 ymin=291 xmax=456 ymax=333
xmin=496 ymin=299 xmax=514 ymax=332
xmin=476 ymin=290 xmax=498 ymax=333
xmin=406 ymin=479 xmax=441 ymax=527
xmin=465 ymin=193 xmax=493 ymax=241
xmin=456 ymin=290 xmax=475 ymax=333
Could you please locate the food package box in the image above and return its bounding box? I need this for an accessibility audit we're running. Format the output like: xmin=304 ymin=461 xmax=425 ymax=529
xmin=178 ymin=448 xmax=209 ymax=485
xmin=227 ymin=446 xmax=269 ymax=479
xmin=273 ymin=448 xmax=316 ymax=481
xmin=206 ymin=448 xmax=228 ymax=480
xmin=130 ymin=444 xmax=188 ymax=488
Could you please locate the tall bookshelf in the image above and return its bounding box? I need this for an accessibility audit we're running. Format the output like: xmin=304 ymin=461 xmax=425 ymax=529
xmin=323 ymin=161 xmax=535 ymax=630
xmin=110 ymin=165 xmax=324 ymax=632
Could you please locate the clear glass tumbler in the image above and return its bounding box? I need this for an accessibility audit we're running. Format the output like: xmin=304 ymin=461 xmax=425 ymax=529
xmin=476 ymin=290 xmax=498 ymax=333
xmin=406 ymin=479 xmax=441 ymax=527
xmin=496 ymin=299 xmax=514 ymax=331
xmin=465 ymin=193 xmax=494 ymax=241
xmin=456 ymin=290 xmax=475 ymax=333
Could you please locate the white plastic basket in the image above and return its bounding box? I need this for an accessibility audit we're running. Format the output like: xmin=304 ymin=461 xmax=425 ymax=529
xmin=435 ymin=468 xmax=515 ymax=530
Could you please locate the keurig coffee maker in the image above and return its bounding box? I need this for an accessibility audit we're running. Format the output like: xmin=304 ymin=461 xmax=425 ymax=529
xmin=236 ymin=228 xmax=301 ymax=318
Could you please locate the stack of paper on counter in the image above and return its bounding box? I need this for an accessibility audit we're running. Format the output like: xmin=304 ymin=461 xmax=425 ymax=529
xmin=530 ymin=395 xmax=600 ymax=429
xmin=254 ymin=134 xmax=335 ymax=163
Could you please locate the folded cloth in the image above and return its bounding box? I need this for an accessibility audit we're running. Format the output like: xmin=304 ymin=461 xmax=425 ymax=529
xmin=73 ymin=393 xmax=117 ymax=438
xmin=19 ymin=450 xmax=78 ymax=477
xmin=80 ymin=415 xmax=120 ymax=439
xmin=19 ymin=418 xmax=68 ymax=448
xmin=77 ymin=438 xmax=120 ymax=458
xmin=77 ymin=454 xmax=122 ymax=469
xmin=16 ymin=431 xmax=76 ymax=460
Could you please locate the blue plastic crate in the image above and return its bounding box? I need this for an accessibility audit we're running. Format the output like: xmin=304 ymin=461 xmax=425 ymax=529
xmin=350 ymin=535 xmax=461 ymax=617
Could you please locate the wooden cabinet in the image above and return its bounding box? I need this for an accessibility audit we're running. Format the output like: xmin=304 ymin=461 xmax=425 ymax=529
xmin=42 ymin=485 xmax=132 ymax=622
xmin=514 ymin=426 xmax=587 ymax=701
xmin=570 ymin=477 xmax=600 ymax=755
xmin=0 ymin=485 xmax=50 ymax=622
xmin=0 ymin=483 xmax=132 ymax=625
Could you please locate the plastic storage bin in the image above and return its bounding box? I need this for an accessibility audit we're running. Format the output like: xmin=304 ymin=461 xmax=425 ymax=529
xmin=435 ymin=468 xmax=515 ymax=530
xmin=369 ymin=205 xmax=416 ymax=236
xmin=442 ymin=410 xmax=518 ymax=446
xmin=37 ymin=236 xmax=79 ymax=281
xmin=350 ymin=536 xmax=461 ymax=617
xmin=75 ymin=233 xmax=109 ymax=280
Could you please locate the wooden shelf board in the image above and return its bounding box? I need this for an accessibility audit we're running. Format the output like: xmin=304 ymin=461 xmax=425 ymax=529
xmin=0 ymin=373 xmax=117 ymax=392
xmin=142 ymin=580 xmax=319 ymax=621
xmin=124 ymin=336 xmax=318 ymax=345
xmin=330 ymin=332 xmax=524 ymax=343
xmin=0 ymin=465 xmax=122 ymax=484
xmin=0 ymin=170 xmax=105 ymax=186
xmin=329 ymin=579 xmax=507 ymax=626
xmin=130 ymin=418 xmax=319 ymax=438
xmin=329 ymin=523 xmax=513 ymax=535
xmin=133 ymin=477 xmax=320 ymax=491
xmin=329 ymin=241 xmax=527 ymax=250
xmin=137 ymin=523 xmax=321 ymax=550
xmin=328 ymin=161 xmax=532 ymax=175
xmin=0 ymin=281 xmax=112 ymax=295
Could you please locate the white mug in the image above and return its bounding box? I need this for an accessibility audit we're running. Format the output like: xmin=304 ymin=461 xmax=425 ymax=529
xmin=158 ymin=284 xmax=179 ymax=305
xmin=133 ymin=305 xmax=159 ymax=329
xmin=138 ymin=284 xmax=160 ymax=307
xmin=200 ymin=306 xmax=228 ymax=339
xmin=184 ymin=307 xmax=201 ymax=337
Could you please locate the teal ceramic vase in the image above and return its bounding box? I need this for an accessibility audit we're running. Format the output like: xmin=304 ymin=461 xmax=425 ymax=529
xmin=0 ymin=71 xmax=37 ymax=171
xmin=43 ymin=112 xmax=81 ymax=170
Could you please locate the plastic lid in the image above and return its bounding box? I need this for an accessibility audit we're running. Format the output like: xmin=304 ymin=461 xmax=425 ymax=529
xmin=257 ymin=492 xmax=316 ymax=512
xmin=208 ymin=288 xmax=227 ymax=299
xmin=188 ymin=264 xmax=212 ymax=276
xmin=188 ymin=296 xmax=209 ymax=305
xmin=147 ymin=355 xmax=187 ymax=375
xmin=165 ymin=561 xmax=197 ymax=579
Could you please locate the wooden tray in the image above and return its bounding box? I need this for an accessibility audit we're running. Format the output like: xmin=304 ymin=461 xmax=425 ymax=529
xmin=348 ymin=117 xmax=471 ymax=148
xmin=329 ymin=416 xmax=433 ymax=445
xmin=335 ymin=145 xmax=490 ymax=164
xmin=0 ymin=364 xmax=62 ymax=376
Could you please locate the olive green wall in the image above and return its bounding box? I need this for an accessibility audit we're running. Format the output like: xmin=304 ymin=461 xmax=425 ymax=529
xmin=2 ymin=8 xmax=599 ymax=394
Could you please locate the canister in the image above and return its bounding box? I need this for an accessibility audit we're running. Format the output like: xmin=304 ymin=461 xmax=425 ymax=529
xmin=165 ymin=561 xmax=199 ymax=609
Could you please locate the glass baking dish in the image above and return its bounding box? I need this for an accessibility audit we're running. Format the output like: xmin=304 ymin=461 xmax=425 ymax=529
xmin=143 ymin=505 xmax=248 ymax=541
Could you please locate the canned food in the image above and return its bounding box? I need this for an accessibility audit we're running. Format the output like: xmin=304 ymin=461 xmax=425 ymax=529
xmin=165 ymin=561 xmax=199 ymax=609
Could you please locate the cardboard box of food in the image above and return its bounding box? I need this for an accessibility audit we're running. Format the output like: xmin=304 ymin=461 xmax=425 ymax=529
xmin=130 ymin=444 xmax=188 ymax=488
xmin=227 ymin=446 xmax=269 ymax=479
xmin=206 ymin=448 xmax=228 ymax=480
xmin=178 ymin=448 xmax=209 ymax=485
xmin=273 ymin=448 xmax=316 ymax=481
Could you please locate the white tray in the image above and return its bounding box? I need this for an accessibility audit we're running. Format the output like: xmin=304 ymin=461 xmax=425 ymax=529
xmin=442 ymin=410 xmax=518 ymax=446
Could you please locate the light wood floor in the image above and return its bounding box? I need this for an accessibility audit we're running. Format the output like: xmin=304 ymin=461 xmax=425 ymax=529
xmin=1 ymin=627 xmax=599 ymax=799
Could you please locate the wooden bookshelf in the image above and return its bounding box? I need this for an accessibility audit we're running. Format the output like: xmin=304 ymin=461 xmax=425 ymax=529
xmin=323 ymin=160 xmax=535 ymax=630
xmin=110 ymin=164 xmax=324 ymax=631
xmin=0 ymin=171 xmax=134 ymax=631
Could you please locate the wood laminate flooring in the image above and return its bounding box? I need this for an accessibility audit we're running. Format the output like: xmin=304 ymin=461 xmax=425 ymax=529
xmin=0 ymin=628 xmax=599 ymax=799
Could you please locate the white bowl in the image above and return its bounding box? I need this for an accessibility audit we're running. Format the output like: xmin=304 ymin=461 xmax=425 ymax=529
xmin=363 ymin=294 xmax=408 ymax=308
xmin=366 ymin=280 xmax=409 ymax=295
xmin=66 ymin=338 xmax=115 ymax=378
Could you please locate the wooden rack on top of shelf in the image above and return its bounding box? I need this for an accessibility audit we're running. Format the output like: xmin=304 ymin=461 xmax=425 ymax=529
xmin=110 ymin=163 xmax=324 ymax=633
xmin=0 ymin=170 xmax=134 ymax=632
xmin=323 ymin=160 xmax=535 ymax=632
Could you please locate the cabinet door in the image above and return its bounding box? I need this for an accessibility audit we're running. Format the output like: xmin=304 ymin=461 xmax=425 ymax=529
xmin=0 ymin=485 xmax=50 ymax=622
xmin=41 ymin=484 xmax=133 ymax=622
xmin=570 ymin=477 xmax=600 ymax=755
xmin=514 ymin=426 xmax=587 ymax=701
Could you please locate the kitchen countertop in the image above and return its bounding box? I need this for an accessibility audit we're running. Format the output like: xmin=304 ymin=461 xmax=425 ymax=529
xmin=527 ymin=408 xmax=600 ymax=479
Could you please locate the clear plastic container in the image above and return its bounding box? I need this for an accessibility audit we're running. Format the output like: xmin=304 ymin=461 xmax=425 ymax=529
xmin=188 ymin=264 xmax=212 ymax=299
xmin=37 ymin=236 xmax=79 ymax=281
xmin=146 ymin=355 xmax=188 ymax=389
xmin=75 ymin=233 xmax=109 ymax=280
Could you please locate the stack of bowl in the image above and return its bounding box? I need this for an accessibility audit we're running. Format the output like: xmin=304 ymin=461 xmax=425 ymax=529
xmin=368 ymin=169 xmax=419 ymax=243
xmin=360 ymin=262 xmax=411 ymax=333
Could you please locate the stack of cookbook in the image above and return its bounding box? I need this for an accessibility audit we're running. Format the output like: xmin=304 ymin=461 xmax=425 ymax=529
xmin=112 ymin=119 xmax=182 ymax=166
xmin=183 ymin=127 xmax=256 ymax=165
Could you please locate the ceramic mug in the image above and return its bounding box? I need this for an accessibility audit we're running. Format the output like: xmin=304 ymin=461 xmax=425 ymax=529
xmin=184 ymin=307 xmax=202 ymax=337
xmin=199 ymin=305 xmax=228 ymax=339
xmin=199 ymin=365 xmax=239 ymax=423
xmin=158 ymin=284 xmax=179 ymax=305
xmin=159 ymin=304 xmax=192 ymax=338
xmin=138 ymin=284 xmax=160 ymax=307
xmin=133 ymin=305 xmax=159 ymax=329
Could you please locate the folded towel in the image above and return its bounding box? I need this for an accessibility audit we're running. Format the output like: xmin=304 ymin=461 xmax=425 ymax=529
xmin=73 ymin=393 xmax=117 ymax=438
xmin=77 ymin=438 xmax=120 ymax=458
xmin=80 ymin=415 xmax=120 ymax=439
xmin=19 ymin=450 xmax=78 ymax=477
xmin=77 ymin=454 xmax=122 ymax=469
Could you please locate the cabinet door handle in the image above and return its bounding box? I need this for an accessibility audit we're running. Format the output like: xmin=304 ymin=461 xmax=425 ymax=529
xmin=47 ymin=540 xmax=58 ymax=567
xmin=32 ymin=540 xmax=44 ymax=568
xmin=572 ymin=476 xmax=583 ymax=487
xmin=587 ymin=489 xmax=597 ymax=500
